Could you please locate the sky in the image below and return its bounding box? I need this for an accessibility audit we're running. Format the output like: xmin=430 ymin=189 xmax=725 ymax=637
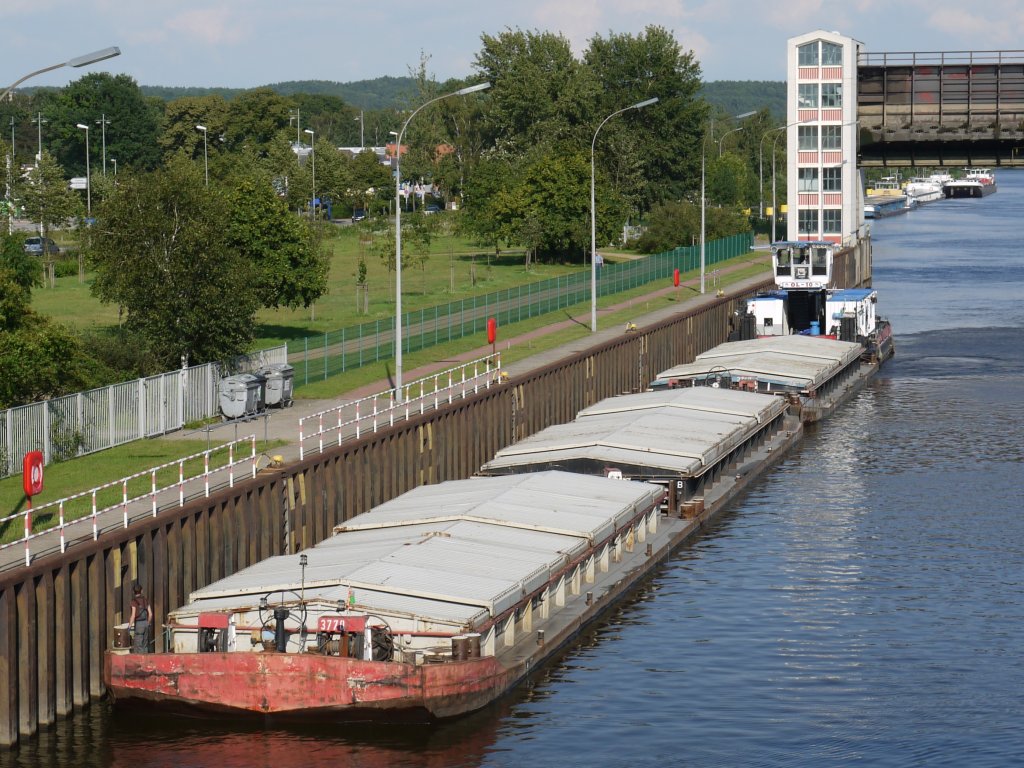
xmin=3 ymin=0 xmax=1022 ymax=91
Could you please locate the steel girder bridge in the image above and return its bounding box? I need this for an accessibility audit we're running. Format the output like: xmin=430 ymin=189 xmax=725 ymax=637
xmin=857 ymin=49 xmax=1024 ymax=167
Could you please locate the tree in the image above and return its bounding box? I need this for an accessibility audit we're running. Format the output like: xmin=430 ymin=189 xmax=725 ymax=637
xmin=226 ymin=88 xmax=293 ymax=156
xmin=635 ymin=199 xmax=748 ymax=254
xmin=0 ymin=319 xmax=113 ymax=408
xmin=86 ymin=158 xmax=260 ymax=368
xmin=461 ymin=154 xmax=523 ymax=257
xmin=708 ymin=152 xmax=754 ymax=208
xmin=225 ymin=177 xmax=328 ymax=309
xmin=473 ymin=29 xmax=596 ymax=156
xmin=403 ymin=213 xmax=438 ymax=294
xmin=160 ymin=94 xmax=229 ymax=166
xmin=0 ymin=232 xmax=116 ymax=406
xmin=0 ymin=232 xmax=43 ymax=296
xmin=516 ymin=149 xmax=595 ymax=259
xmin=17 ymin=150 xmax=82 ymax=285
xmin=585 ymin=26 xmax=707 ymax=208
xmin=347 ymin=149 xmax=392 ymax=213
xmin=45 ymin=72 xmax=163 ymax=175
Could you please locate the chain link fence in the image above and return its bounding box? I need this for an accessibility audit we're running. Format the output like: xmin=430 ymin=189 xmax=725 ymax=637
xmin=289 ymin=233 xmax=753 ymax=385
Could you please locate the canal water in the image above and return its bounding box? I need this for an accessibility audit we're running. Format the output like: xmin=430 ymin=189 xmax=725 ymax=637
xmin=9 ymin=174 xmax=1024 ymax=768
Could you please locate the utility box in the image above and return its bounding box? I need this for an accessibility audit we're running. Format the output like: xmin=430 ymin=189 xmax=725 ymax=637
xmin=257 ymin=363 xmax=294 ymax=407
xmin=219 ymin=374 xmax=265 ymax=420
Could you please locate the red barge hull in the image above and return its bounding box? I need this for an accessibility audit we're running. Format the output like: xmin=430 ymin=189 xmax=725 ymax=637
xmin=106 ymin=651 xmax=515 ymax=720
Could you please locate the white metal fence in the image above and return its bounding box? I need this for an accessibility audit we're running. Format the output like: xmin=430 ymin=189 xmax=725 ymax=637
xmin=0 ymin=435 xmax=257 ymax=569
xmin=0 ymin=345 xmax=286 ymax=479
xmin=298 ymin=354 xmax=502 ymax=460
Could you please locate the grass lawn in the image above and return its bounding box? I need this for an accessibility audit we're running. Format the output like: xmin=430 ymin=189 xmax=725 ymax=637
xmin=31 ymin=219 xmax=585 ymax=349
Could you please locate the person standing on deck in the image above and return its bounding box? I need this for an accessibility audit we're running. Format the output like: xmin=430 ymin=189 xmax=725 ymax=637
xmin=129 ymin=582 xmax=152 ymax=653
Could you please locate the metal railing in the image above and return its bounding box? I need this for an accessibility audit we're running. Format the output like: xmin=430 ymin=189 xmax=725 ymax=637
xmin=298 ymin=354 xmax=501 ymax=460
xmin=0 ymin=435 xmax=257 ymax=568
xmin=859 ymin=50 xmax=1024 ymax=68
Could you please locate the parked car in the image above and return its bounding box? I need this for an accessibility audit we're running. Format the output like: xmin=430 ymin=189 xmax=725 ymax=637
xmin=424 ymin=204 xmax=442 ymax=215
xmin=23 ymin=236 xmax=60 ymax=255
xmin=352 ymin=208 xmax=367 ymax=222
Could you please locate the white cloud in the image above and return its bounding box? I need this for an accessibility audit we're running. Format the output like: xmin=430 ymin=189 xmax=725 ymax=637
xmin=531 ymin=1 xmax=605 ymax=55
xmin=165 ymin=7 xmax=250 ymax=46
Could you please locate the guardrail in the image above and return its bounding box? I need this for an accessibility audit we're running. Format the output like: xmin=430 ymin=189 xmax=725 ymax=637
xmin=0 ymin=435 xmax=257 ymax=568
xmin=298 ymin=354 xmax=501 ymax=460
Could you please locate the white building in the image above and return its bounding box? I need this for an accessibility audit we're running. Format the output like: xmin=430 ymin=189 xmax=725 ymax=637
xmin=786 ymin=30 xmax=865 ymax=245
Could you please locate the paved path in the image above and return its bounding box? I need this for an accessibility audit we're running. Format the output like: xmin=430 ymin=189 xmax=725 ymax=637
xmin=1 ymin=257 xmax=771 ymax=573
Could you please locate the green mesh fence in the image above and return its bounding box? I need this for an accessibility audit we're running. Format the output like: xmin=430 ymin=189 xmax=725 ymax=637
xmin=288 ymin=232 xmax=753 ymax=386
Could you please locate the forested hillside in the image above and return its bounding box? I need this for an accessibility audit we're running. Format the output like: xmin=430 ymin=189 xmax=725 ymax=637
xmin=141 ymin=77 xmax=416 ymax=110
xmin=140 ymin=78 xmax=785 ymax=116
xmin=700 ymin=81 xmax=786 ymax=120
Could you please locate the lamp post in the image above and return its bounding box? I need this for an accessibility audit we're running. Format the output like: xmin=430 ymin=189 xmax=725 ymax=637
xmin=768 ymin=120 xmax=811 ymax=243
xmin=304 ymin=128 xmax=315 ymax=217
xmin=111 ymin=157 xmax=116 ymax=179
xmin=195 ymin=125 xmax=208 ymax=186
xmin=355 ymin=111 xmax=364 ymax=149
xmin=718 ymin=117 xmax=754 ymax=157
xmin=6 ymin=118 xmax=12 ymax=235
xmin=1 ymin=46 xmax=120 ymax=103
xmin=289 ymin=108 xmax=300 ymax=147
xmin=96 ymin=114 xmax=110 ymax=176
xmin=31 ymin=113 xmax=47 ymax=165
xmin=771 ymin=129 xmax=787 ymax=244
xmin=75 ymin=123 xmax=90 ymax=217
xmin=590 ymin=96 xmax=658 ymax=332
xmin=394 ymin=81 xmax=490 ymax=400
xmin=758 ymin=126 xmax=785 ymax=220
xmin=701 ymin=111 xmax=755 ymax=294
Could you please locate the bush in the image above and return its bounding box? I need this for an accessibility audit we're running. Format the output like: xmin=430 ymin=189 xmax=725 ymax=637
xmin=53 ymin=258 xmax=80 ymax=278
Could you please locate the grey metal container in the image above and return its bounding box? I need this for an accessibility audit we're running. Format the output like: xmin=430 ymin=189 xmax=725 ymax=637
xmin=257 ymin=363 xmax=294 ymax=407
xmin=219 ymin=374 xmax=265 ymax=420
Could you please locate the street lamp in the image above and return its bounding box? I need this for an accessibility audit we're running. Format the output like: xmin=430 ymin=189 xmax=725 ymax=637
xmin=304 ymin=128 xmax=315 ymax=217
xmin=760 ymin=120 xmax=806 ymax=231
xmin=394 ymin=81 xmax=490 ymax=400
xmin=701 ymin=111 xmax=755 ymax=294
xmin=1 ymin=46 xmax=121 ymax=103
xmin=758 ymin=126 xmax=784 ymax=220
xmin=770 ymin=128 xmax=789 ymax=244
xmin=111 ymin=157 xmax=117 ymax=179
xmin=355 ymin=111 xmax=364 ymax=149
xmin=195 ymin=125 xmax=208 ymax=186
xmin=6 ymin=118 xmax=13 ymax=235
xmin=590 ymin=96 xmax=658 ymax=332
xmin=75 ymin=123 xmax=90 ymax=218
xmin=96 ymin=114 xmax=110 ymax=176
xmin=31 ymin=113 xmax=47 ymax=165
xmin=718 ymin=114 xmax=754 ymax=157
xmin=289 ymin=108 xmax=300 ymax=147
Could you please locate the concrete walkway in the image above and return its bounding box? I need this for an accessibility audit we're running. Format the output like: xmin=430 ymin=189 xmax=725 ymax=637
xmin=1 ymin=256 xmax=771 ymax=573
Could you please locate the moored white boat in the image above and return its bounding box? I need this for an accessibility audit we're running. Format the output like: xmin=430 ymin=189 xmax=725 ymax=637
xmin=904 ymin=177 xmax=944 ymax=205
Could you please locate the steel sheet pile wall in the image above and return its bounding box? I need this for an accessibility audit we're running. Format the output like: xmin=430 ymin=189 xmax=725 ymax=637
xmin=2 ymin=262 xmax=887 ymax=746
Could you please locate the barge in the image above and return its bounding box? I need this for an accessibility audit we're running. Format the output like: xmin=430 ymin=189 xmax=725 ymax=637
xmin=944 ymin=168 xmax=996 ymax=198
xmin=649 ymin=335 xmax=873 ymax=423
xmin=105 ymin=389 xmax=802 ymax=721
xmin=736 ymin=240 xmax=893 ymax=362
xmin=480 ymin=388 xmax=793 ymax=513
